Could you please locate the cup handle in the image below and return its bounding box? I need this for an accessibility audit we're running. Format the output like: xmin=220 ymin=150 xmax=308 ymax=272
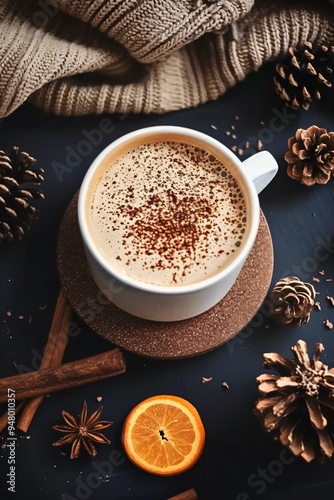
xmin=241 ymin=151 xmax=278 ymax=194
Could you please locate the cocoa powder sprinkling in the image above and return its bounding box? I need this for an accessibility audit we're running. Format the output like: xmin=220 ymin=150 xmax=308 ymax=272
xmin=121 ymin=190 xmax=217 ymax=276
xmin=91 ymin=141 xmax=247 ymax=286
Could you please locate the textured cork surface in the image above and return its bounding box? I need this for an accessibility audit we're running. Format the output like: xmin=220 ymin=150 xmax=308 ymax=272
xmin=57 ymin=192 xmax=274 ymax=359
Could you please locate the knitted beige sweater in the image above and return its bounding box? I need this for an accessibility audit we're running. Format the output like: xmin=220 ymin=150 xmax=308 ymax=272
xmin=0 ymin=0 xmax=333 ymax=118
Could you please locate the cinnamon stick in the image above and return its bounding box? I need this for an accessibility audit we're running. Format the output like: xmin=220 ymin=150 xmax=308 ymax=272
xmin=0 ymin=348 xmax=126 ymax=403
xmin=166 ymin=489 xmax=198 ymax=500
xmin=0 ymin=400 xmax=26 ymax=433
xmin=39 ymin=290 xmax=70 ymax=370
xmin=17 ymin=292 xmax=71 ymax=432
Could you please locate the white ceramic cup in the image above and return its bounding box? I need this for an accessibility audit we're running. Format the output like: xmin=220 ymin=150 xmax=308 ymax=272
xmin=78 ymin=126 xmax=278 ymax=322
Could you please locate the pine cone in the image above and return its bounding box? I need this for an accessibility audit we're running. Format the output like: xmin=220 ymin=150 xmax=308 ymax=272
xmin=0 ymin=147 xmax=45 ymax=242
xmin=274 ymin=42 xmax=334 ymax=110
xmin=269 ymin=276 xmax=316 ymax=328
xmin=284 ymin=125 xmax=334 ymax=186
xmin=254 ymin=340 xmax=334 ymax=463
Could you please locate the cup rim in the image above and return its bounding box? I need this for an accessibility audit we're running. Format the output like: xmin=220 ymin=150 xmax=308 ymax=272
xmin=78 ymin=125 xmax=260 ymax=295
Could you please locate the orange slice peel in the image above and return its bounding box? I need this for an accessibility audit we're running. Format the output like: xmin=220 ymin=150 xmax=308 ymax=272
xmin=122 ymin=394 xmax=205 ymax=476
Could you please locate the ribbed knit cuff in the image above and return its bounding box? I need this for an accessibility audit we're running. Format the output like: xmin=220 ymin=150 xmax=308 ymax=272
xmin=1 ymin=1 xmax=334 ymax=118
xmin=57 ymin=0 xmax=254 ymax=62
xmin=29 ymin=5 xmax=334 ymax=116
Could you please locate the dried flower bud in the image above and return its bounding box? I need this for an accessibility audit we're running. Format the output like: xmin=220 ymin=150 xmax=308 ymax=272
xmin=269 ymin=276 xmax=316 ymax=327
xmin=285 ymin=125 xmax=334 ymax=186
xmin=254 ymin=340 xmax=334 ymax=463
xmin=274 ymin=42 xmax=334 ymax=110
xmin=0 ymin=146 xmax=44 ymax=242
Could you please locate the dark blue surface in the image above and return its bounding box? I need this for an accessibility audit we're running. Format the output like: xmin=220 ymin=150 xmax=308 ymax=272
xmin=1 ymin=62 xmax=334 ymax=500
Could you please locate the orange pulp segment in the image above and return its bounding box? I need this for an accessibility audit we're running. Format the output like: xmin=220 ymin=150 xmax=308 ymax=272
xmin=122 ymin=394 xmax=205 ymax=476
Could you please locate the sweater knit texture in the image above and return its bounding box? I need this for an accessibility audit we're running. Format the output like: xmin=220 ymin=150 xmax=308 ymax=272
xmin=0 ymin=0 xmax=334 ymax=117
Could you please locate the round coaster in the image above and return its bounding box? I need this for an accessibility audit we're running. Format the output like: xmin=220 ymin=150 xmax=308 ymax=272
xmin=56 ymin=192 xmax=274 ymax=359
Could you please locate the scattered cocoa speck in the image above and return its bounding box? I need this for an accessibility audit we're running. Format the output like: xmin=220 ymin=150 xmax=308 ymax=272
xmin=326 ymin=279 xmax=333 ymax=282
xmin=257 ymin=139 xmax=263 ymax=151
xmin=325 ymin=319 xmax=333 ymax=329
xmin=6 ymin=311 xmax=11 ymax=317
xmin=315 ymin=302 xmax=321 ymax=310
xmin=96 ymin=396 xmax=103 ymax=402
xmin=39 ymin=304 xmax=47 ymax=310
xmin=202 ymin=376 xmax=213 ymax=384
xmin=221 ymin=382 xmax=229 ymax=390
xmin=319 ymin=270 xmax=325 ymax=275
xmin=210 ymin=124 xmax=218 ymax=130
xmin=327 ymin=296 xmax=334 ymax=306
xmin=313 ymin=277 xmax=320 ymax=283
xmin=238 ymin=148 xmax=244 ymax=156
xmin=226 ymin=131 xmax=231 ymax=136
xmin=231 ymin=145 xmax=237 ymax=152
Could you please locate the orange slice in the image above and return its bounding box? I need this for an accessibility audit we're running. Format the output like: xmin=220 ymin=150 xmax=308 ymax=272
xmin=122 ymin=394 xmax=205 ymax=476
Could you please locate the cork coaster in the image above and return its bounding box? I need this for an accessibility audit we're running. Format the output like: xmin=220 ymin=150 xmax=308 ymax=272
xmin=56 ymin=192 xmax=274 ymax=359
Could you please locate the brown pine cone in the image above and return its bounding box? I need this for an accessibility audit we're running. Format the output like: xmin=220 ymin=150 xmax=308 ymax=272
xmin=284 ymin=125 xmax=334 ymax=186
xmin=254 ymin=340 xmax=334 ymax=463
xmin=274 ymin=42 xmax=334 ymax=111
xmin=0 ymin=147 xmax=45 ymax=242
xmin=269 ymin=276 xmax=316 ymax=328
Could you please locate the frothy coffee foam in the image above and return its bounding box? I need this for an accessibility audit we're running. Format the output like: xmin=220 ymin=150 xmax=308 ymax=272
xmin=90 ymin=140 xmax=248 ymax=286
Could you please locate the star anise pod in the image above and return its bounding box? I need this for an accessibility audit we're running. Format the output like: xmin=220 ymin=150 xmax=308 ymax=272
xmin=53 ymin=401 xmax=113 ymax=459
xmin=254 ymin=340 xmax=334 ymax=463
